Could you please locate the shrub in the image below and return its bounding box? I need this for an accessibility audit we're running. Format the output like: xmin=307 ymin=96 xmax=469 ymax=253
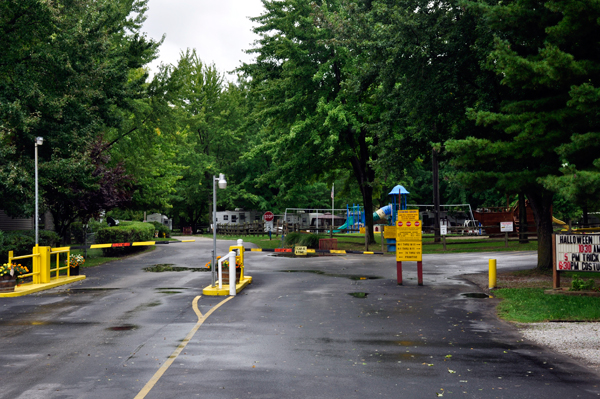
xmin=95 ymin=222 xmax=154 ymax=256
xmin=570 ymin=276 xmax=595 ymax=291
xmin=298 ymin=234 xmax=325 ymax=249
xmin=150 ymin=221 xmax=171 ymax=238
xmin=284 ymin=232 xmax=303 ymax=246
xmin=0 ymin=230 xmax=60 ymax=264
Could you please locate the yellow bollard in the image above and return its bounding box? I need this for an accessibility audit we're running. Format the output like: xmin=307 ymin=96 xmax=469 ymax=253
xmin=489 ymin=259 xmax=497 ymax=289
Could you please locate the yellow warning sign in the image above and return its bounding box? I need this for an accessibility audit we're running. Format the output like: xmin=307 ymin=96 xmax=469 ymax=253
xmin=397 ymin=210 xmax=419 ymax=221
xmin=396 ymin=216 xmax=423 ymax=262
xmin=383 ymin=226 xmax=397 ymax=239
xmin=294 ymin=246 xmax=307 ymax=256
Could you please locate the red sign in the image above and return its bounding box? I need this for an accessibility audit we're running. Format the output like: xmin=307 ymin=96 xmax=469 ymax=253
xmin=415 ymin=221 xmax=420 ymax=227
xmin=398 ymin=222 xmax=403 ymax=227
xmin=406 ymin=221 xmax=412 ymax=227
xmin=264 ymin=211 xmax=274 ymax=222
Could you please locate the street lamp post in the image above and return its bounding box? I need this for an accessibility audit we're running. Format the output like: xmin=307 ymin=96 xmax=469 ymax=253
xmin=212 ymin=173 xmax=227 ymax=287
xmin=34 ymin=137 xmax=43 ymax=246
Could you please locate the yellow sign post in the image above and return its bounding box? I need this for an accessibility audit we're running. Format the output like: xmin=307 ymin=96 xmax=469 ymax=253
xmin=294 ymin=246 xmax=308 ymax=256
xmin=395 ymin=210 xmax=423 ymax=285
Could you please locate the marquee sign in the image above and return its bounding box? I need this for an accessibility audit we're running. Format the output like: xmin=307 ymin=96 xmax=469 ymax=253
xmin=556 ymin=234 xmax=600 ymax=272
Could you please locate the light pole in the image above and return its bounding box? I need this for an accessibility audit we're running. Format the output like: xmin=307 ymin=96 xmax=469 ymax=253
xmin=212 ymin=173 xmax=227 ymax=287
xmin=34 ymin=137 xmax=43 ymax=246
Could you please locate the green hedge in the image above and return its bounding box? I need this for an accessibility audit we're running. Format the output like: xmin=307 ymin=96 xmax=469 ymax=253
xmin=95 ymin=222 xmax=154 ymax=256
xmin=0 ymin=230 xmax=61 ymax=265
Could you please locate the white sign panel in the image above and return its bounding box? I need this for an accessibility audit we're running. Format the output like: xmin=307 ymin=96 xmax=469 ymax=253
xmin=440 ymin=225 xmax=447 ymax=235
xmin=500 ymin=222 xmax=514 ymax=232
xmin=556 ymin=234 xmax=600 ymax=271
xmin=265 ymin=220 xmax=274 ymax=232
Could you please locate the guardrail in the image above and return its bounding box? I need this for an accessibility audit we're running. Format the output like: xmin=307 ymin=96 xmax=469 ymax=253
xmin=8 ymin=249 xmax=41 ymax=284
xmin=7 ymin=245 xmax=72 ymax=285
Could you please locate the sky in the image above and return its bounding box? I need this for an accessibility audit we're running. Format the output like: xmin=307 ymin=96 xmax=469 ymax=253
xmin=142 ymin=0 xmax=266 ymax=78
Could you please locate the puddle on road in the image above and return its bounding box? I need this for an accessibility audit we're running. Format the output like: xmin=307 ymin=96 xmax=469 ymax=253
xmin=461 ymin=293 xmax=490 ymax=299
xmin=280 ymin=270 xmax=382 ymax=280
xmin=107 ymin=324 xmax=138 ymax=331
xmin=144 ymin=264 xmax=208 ymax=272
xmin=348 ymin=292 xmax=369 ymax=298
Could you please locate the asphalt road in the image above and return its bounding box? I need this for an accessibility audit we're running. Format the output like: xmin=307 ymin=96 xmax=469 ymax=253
xmin=1 ymin=238 xmax=599 ymax=399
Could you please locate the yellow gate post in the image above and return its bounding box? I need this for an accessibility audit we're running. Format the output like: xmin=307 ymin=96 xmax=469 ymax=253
xmin=31 ymin=247 xmax=40 ymax=284
xmin=38 ymin=246 xmax=51 ymax=284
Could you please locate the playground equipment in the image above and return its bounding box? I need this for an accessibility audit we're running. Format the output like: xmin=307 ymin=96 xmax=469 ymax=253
xmin=382 ymin=185 xmax=411 ymax=252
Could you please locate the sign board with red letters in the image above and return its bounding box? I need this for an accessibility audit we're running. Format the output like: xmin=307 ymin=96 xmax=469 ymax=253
xmin=556 ymin=234 xmax=600 ymax=272
xmin=396 ymin=210 xmax=422 ymax=262
xmin=263 ymin=212 xmax=274 ymax=222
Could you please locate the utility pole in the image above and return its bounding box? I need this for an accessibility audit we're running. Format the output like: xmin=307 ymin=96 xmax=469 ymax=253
xmin=432 ymin=148 xmax=441 ymax=243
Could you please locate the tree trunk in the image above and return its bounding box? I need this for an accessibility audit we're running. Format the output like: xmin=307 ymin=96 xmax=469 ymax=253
xmin=432 ymin=149 xmax=441 ymax=243
xmin=347 ymin=128 xmax=376 ymax=244
xmin=518 ymin=192 xmax=529 ymax=244
xmin=524 ymin=188 xmax=554 ymax=271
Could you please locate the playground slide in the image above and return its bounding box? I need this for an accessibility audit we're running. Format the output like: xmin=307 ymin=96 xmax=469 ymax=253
xmin=552 ymin=216 xmax=567 ymax=228
xmin=333 ymin=215 xmax=354 ymax=233
xmin=332 ymin=205 xmax=393 ymax=233
xmin=373 ymin=204 xmax=393 ymax=223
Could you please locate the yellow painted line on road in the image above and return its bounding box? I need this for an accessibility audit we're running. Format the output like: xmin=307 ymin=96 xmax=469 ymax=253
xmin=134 ymin=295 xmax=234 ymax=399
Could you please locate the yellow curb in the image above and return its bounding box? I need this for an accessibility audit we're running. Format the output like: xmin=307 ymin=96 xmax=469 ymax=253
xmin=202 ymin=276 xmax=252 ymax=296
xmin=0 ymin=275 xmax=86 ymax=297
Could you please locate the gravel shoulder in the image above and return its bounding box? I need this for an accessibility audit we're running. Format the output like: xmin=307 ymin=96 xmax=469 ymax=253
xmin=462 ymin=272 xmax=600 ymax=374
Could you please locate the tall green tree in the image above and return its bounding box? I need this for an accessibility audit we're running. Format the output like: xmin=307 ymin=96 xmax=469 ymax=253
xmin=240 ymin=0 xmax=388 ymax=242
xmin=0 ymin=0 xmax=161 ymax=235
xmin=446 ymin=0 xmax=600 ymax=270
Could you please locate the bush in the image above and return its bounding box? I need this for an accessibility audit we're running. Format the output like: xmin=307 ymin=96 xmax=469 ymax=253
xmin=150 ymin=221 xmax=171 ymax=238
xmin=0 ymin=230 xmax=61 ymax=264
xmin=95 ymin=222 xmax=154 ymax=256
xmin=298 ymin=234 xmax=326 ymax=249
xmin=571 ymin=276 xmax=595 ymax=291
xmin=284 ymin=232 xmax=303 ymax=246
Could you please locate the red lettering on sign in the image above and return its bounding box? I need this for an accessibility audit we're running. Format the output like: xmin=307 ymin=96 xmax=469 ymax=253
xmin=558 ymin=261 xmax=571 ymax=270
xmin=275 ymin=248 xmax=292 ymax=253
xmin=112 ymin=243 xmax=131 ymax=247
xmin=579 ymin=245 xmax=592 ymax=253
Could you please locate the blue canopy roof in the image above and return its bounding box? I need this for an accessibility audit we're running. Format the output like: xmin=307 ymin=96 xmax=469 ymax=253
xmin=388 ymin=185 xmax=409 ymax=195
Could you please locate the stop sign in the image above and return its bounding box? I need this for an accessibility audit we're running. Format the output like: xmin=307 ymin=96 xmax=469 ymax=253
xmin=264 ymin=211 xmax=274 ymax=222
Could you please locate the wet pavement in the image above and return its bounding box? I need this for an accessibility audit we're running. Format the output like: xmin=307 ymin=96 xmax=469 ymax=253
xmin=0 ymin=238 xmax=599 ymax=398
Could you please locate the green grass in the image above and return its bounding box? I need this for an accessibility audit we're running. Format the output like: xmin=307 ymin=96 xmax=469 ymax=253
xmin=71 ymin=246 xmax=156 ymax=268
xmin=494 ymin=288 xmax=600 ymax=322
xmin=199 ymin=232 xmax=537 ymax=254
